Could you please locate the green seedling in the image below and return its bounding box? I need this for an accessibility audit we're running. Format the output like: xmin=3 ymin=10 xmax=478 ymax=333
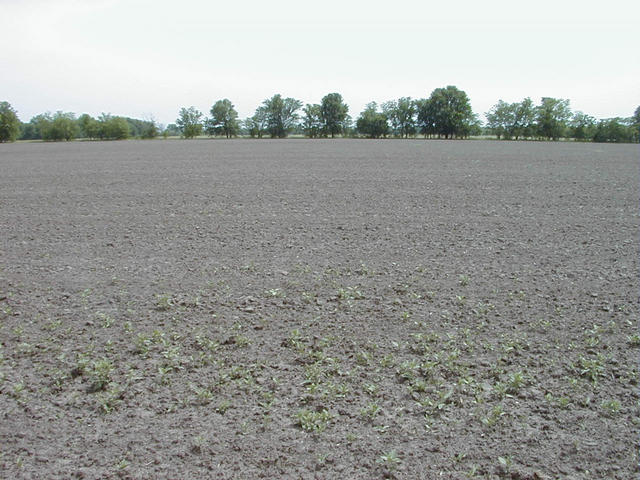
xmin=296 ymin=408 xmax=333 ymax=432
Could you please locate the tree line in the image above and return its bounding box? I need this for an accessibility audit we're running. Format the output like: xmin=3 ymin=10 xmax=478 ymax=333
xmin=11 ymin=110 xmax=158 ymax=142
xmin=1 ymin=88 xmax=639 ymax=143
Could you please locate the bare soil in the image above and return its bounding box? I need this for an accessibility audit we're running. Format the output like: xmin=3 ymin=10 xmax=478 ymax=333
xmin=0 ymin=139 xmax=638 ymax=479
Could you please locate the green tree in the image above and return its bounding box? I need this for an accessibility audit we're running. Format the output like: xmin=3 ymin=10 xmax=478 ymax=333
xmin=244 ymin=106 xmax=268 ymax=138
xmin=485 ymin=100 xmax=511 ymax=140
xmin=536 ymin=97 xmax=571 ymax=140
xmin=320 ymin=93 xmax=349 ymax=138
xmin=48 ymin=111 xmax=78 ymax=141
xmin=78 ymin=114 xmax=100 ymax=139
xmin=512 ymin=98 xmax=536 ymax=139
xmin=19 ymin=122 xmax=38 ymax=140
xmin=262 ymin=94 xmax=302 ymax=138
xmin=206 ymin=99 xmax=239 ymax=138
xmin=0 ymin=101 xmax=21 ymax=142
xmin=632 ymin=106 xmax=640 ymax=138
xmin=415 ymin=98 xmax=437 ymax=138
xmin=592 ymin=118 xmax=637 ymax=143
xmin=164 ymin=124 xmax=181 ymax=137
xmin=176 ymin=106 xmax=203 ymax=139
xmin=302 ymin=103 xmax=322 ymax=138
xmin=569 ymin=112 xmax=596 ymax=141
xmin=356 ymin=102 xmax=389 ymax=138
xmin=382 ymin=97 xmax=416 ymax=138
xmin=28 ymin=113 xmax=53 ymax=140
xmin=97 ymin=114 xmax=130 ymax=140
xmin=140 ymin=119 xmax=158 ymax=139
xmin=424 ymin=86 xmax=474 ymax=139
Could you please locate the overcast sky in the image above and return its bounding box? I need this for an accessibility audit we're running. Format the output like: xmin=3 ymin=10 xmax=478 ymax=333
xmin=2 ymin=0 xmax=639 ymax=126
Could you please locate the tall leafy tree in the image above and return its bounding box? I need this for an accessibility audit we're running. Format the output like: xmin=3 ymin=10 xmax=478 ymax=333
xmin=382 ymin=97 xmax=416 ymax=138
xmin=28 ymin=113 xmax=53 ymax=140
xmin=633 ymin=106 xmax=640 ymax=134
xmin=262 ymin=94 xmax=302 ymax=138
xmin=569 ymin=112 xmax=596 ymax=141
xmin=0 ymin=101 xmax=21 ymax=142
xmin=206 ymin=99 xmax=239 ymax=138
xmin=320 ymin=93 xmax=348 ymax=138
xmin=164 ymin=124 xmax=181 ymax=137
xmin=176 ymin=106 xmax=203 ymax=139
xmin=512 ymin=98 xmax=536 ymax=139
xmin=425 ymin=86 xmax=474 ymax=139
xmin=78 ymin=114 xmax=100 ymax=139
xmin=415 ymin=98 xmax=437 ymax=138
xmin=96 ymin=113 xmax=130 ymax=140
xmin=536 ymin=97 xmax=571 ymax=140
xmin=244 ymin=106 xmax=268 ymax=138
xmin=485 ymin=100 xmax=512 ymax=140
xmin=356 ymin=102 xmax=388 ymax=138
xmin=48 ymin=111 xmax=78 ymax=141
xmin=485 ymin=98 xmax=535 ymax=140
xmin=592 ymin=118 xmax=637 ymax=143
xmin=302 ymin=104 xmax=322 ymax=138
xmin=19 ymin=122 xmax=38 ymax=140
xmin=140 ymin=118 xmax=159 ymax=139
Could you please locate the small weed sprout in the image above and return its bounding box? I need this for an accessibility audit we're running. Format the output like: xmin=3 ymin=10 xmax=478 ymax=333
xmin=266 ymin=288 xmax=284 ymax=298
xmin=88 ymin=359 xmax=114 ymax=392
xmin=360 ymin=402 xmax=382 ymax=421
xmin=355 ymin=351 xmax=372 ymax=366
xmin=482 ymin=404 xmax=505 ymax=427
xmin=498 ymin=456 xmax=513 ymax=473
xmin=192 ymin=386 xmax=214 ymax=405
xmin=577 ymin=355 xmax=605 ymax=384
xmin=95 ymin=311 xmax=114 ymax=328
xmin=378 ymin=450 xmax=402 ymax=470
xmin=296 ymin=409 xmax=333 ymax=432
xmin=601 ymin=399 xmax=621 ymax=415
xmin=155 ymin=294 xmax=174 ymax=311
xmin=97 ymin=384 xmax=123 ymax=413
xmin=627 ymin=334 xmax=640 ymax=346
xmin=215 ymin=400 xmax=232 ymax=414
xmin=507 ymin=371 xmax=525 ymax=394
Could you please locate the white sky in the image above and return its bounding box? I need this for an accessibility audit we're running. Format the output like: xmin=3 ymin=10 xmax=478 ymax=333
xmin=2 ymin=0 xmax=639 ymax=126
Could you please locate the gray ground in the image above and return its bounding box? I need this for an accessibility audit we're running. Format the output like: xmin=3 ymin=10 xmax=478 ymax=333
xmin=0 ymin=139 xmax=638 ymax=479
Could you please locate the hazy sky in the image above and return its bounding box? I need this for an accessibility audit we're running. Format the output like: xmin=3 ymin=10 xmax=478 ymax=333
xmin=2 ymin=0 xmax=639 ymax=126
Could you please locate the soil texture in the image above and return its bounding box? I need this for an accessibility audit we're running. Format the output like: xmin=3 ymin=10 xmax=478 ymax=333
xmin=0 ymin=139 xmax=638 ymax=479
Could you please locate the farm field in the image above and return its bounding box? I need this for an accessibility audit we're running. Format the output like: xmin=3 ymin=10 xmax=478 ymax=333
xmin=0 ymin=139 xmax=638 ymax=479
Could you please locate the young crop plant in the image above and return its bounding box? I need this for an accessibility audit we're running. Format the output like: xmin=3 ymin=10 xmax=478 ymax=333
xmin=296 ymin=408 xmax=334 ymax=433
xmin=87 ymin=358 xmax=114 ymax=392
xmin=481 ymin=404 xmax=505 ymax=428
xmin=397 ymin=359 xmax=421 ymax=382
xmin=577 ymin=354 xmax=606 ymax=384
xmin=507 ymin=371 xmax=526 ymax=394
xmin=214 ymin=399 xmax=232 ymax=414
xmin=336 ymin=286 xmax=364 ymax=301
xmin=95 ymin=311 xmax=114 ymax=328
xmin=377 ymin=450 xmax=402 ymax=471
xmin=600 ymin=399 xmax=621 ymax=416
xmin=192 ymin=385 xmax=214 ymax=405
xmin=627 ymin=334 xmax=640 ymax=346
xmin=360 ymin=402 xmax=382 ymax=421
xmin=96 ymin=384 xmax=123 ymax=413
xmin=154 ymin=293 xmax=174 ymax=311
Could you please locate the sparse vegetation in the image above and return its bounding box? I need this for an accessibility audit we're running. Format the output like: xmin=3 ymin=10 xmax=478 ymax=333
xmin=0 ymin=140 xmax=636 ymax=478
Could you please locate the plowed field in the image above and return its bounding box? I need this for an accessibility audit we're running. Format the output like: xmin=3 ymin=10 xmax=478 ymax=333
xmin=1 ymin=139 xmax=638 ymax=479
